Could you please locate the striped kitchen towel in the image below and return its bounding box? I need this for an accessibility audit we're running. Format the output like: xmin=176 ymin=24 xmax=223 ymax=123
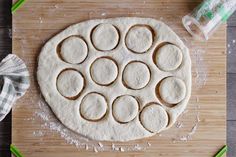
xmin=0 ymin=54 xmax=30 ymax=121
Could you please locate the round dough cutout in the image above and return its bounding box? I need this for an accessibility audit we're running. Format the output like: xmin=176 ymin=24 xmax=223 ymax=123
xmin=154 ymin=44 xmax=182 ymax=71
xmin=123 ymin=61 xmax=150 ymax=90
xmin=80 ymin=92 xmax=107 ymax=121
xmin=126 ymin=26 xmax=153 ymax=53
xmin=91 ymin=23 xmax=119 ymax=51
xmin=90 ymin=57 xmax=118 ymax=85
xmin=112 ymin=95 xmax=139 ymax=123
xmin=159 ymin=77 xmax=186 ymax=104
xmin=140 ymin=104 xmax=168 ymax=133
xmin=57 ymin=69 xmax=84 ymax=98
xmin=60 ymin=36 xmax=88 ymax=64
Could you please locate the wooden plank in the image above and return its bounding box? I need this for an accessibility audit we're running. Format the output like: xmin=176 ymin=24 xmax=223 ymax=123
xmin=0 ymin=112 xmax=11 ymax=148
xmin=12 ymin=0 xmax=226 ymax=157
xmin=227 ymin=121 xmax=236 ymax=157
xmin=227 ymin=26 xmax=236 ymax=73
xmin=227 ymin=74 xmax=236 ymax=121
xmin=228 ymin=11 xmax=236 ymax=27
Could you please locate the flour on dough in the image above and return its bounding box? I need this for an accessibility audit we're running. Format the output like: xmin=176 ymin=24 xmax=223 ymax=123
xmin=159 ymin=77 xmax=186 ymax=104
xmin=125 ymin=25 xmax=153 ymax=53
xmin=80 ymin=92 xmax=107 ymax=121
xmin=37 ymin=17 xmax=191 ymax=141
xmin=112 ymin=95 xmax=139 ymax=123
xmin=140 ymin=104 xmax=168 ymax=133
xmin=123 ymin=61 xmax=150 ymax=90
xmin=92 ymin=23 xmax=119 ymax=51
xmin=90 ymin=57 xmax=118 ymax=85
xmin=60 ymin=36 xmax=88 ymax=64
xmin=154 ymin=44 xmax=182 ymax=71
xmin=56 ymin=69 xmax=84 ymax=98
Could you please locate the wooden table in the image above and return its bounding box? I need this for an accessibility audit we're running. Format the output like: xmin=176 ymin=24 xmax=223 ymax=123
xmin=0 ymin=1 xmax=235 ymax=156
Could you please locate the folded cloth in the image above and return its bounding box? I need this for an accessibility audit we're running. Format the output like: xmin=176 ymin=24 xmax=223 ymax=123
xmin=0 ymin=54 xmax=30 ymax=121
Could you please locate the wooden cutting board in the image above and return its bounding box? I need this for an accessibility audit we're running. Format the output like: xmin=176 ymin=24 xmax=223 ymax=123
xmin=12 ymin=0 xmax=226 ymax=156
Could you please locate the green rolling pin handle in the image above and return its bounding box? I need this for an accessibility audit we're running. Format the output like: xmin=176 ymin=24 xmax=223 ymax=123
xmin=10 ymin=144 xmax=24 ymax=157
xmin=11 ymin=0 xmax=26 ymax=14
xmin=214 ymin=145 xmax=227 ymax=157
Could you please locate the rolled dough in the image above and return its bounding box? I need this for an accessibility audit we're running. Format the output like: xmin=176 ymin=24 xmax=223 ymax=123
xmin=37 ymin=17 xmax=191 ymax=141
xmin=91 ymin=23 xmax=119 ymax=51
xmin=123 ymin=61 xmax=150 ymax=90
xmin=112 ymin=95 xmax=139 ymax=123
xmin=159 ymin=77 xmax=186 ymax=104
xmin=90 ymin=57 xmax=118 ymax=85
xmin=80 ymin=92 xmax=107 ymax=121
xmin=140 ymin=104 xmax=168 ymax=133
xmin=154 ymin=44 xmax=183 ymax=71
xmin=60 ymin=36 xmax=88 ymax=64
xmin=125 ymin=25 xmax=153 ymax=53
xmin=56 ymin=69 xmax=84 ymax=98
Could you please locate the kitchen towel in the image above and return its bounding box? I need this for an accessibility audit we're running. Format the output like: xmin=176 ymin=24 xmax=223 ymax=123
xmin=0 ymin=54 xmax=30 ymax=121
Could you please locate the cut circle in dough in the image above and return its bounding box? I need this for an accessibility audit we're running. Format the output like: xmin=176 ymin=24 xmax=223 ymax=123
xmin=154 ymin=44 xmax=182 ymax=71
xmin=123 ymin=61 xmax=150 ymax=90
xmin=56 ymin=69 xmax=84 ymax=98
xmin=80 ymin=92 xmax=107 ymax=121
xmin=140 ymin=104 xmax=168 ymax=133
xmin=112 ymin=95 xmax=139 ymax=123
xmin=91 ymin=23 xmax=119 ymax=51
xmin=60 ymin=36 xmax=88 ymax=64
xmin=90 ymin=57 xmax=118 ymax=85
xmin=159 ymin=77 xmax=186 ymax=104
xmin=125 ymin=25 xmax=153 ymax=53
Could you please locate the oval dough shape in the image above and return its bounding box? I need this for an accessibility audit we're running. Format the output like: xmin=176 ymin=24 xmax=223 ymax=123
xmin=92 ymin=23 xmax=119 ymax=51
xmin=123 ymin=61 xmax=150 ymax=89
xmin=159 ymin=77 xmax=186 ymax=104
xmin=60 ymin=36 xmax=88 ymax=64
xmin=80 ymin=93 xmax=107 ymax=121
xmin=112 ymin=95 xmax=139 ymax=123
xmin=57 ymin=69 xmax=84 ymax=98
xmin=90 ymin=57 xmax=118 ymax=85
xmin=126 ymin=26 xmax=153 ymax=53
xmin=140 ymin=104 xmax=168 ymax=133
xmin=38 ymin=17 xmax=192 ymax=141
xmin=155 ymin=44 xmax=182 ymax=71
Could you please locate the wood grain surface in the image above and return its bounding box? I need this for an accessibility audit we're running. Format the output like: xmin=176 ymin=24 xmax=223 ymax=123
xmin=11 ymin=0 xmax=227 ymax=157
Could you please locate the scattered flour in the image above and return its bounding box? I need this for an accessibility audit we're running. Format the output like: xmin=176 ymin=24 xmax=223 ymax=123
xmin=39 ymin=17 xmax=43 ymax=24
xmin=98 ymin=142 xmax=103 ymax=148
xmin=101 ymin=12 xmax=106 ymax=16
xmin=33 ymin=98 xmax=150 ymax=152
xmin=8 ymin=28 xmax=12 ymax=39
xmin=120 ymin=147 xmax=125 ymax=152
xmin=93 ymin=147 xmax=98 ymax=153
xmin=175 ymin=121 xmax=183 ymax=128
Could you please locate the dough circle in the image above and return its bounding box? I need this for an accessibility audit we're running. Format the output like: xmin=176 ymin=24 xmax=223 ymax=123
xmin=126 ymin=26 xmax=153 ymax=53
xmin=123 ymin=61 xmax=150 ymax=90
xmin=155 ymin=44 xmax=182 ymax=71
xmin=159 ymin=77 xmax=186 ymax=104
xmin=80 ymin=92 xmax=107 ymax=121
xmin=140 ymin=104 xmax=168 ymax=133
xmin=56 ymin=69 xmax=84 ymax=98
xmin=91 ymin=23 xmax=119 ymax=51
xmin=60 ymin=36 xmax=88 ymax=64
xmin=90 ymin=57 xmax=118 ymax=85
xmin=112 ymin=95 xmax=139 ymax=123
